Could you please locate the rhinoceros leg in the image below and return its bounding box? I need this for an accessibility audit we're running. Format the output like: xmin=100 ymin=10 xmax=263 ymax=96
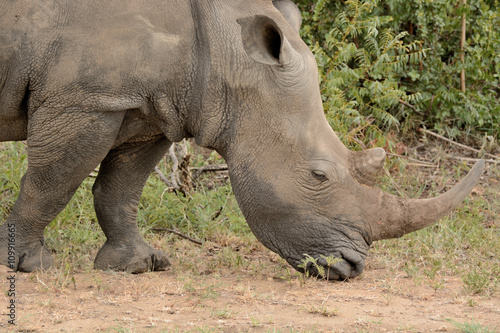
xmin=0 ymin=107 xmax=126 ymax=272
xmin=92 ymin=137 xmax=171 ymax=273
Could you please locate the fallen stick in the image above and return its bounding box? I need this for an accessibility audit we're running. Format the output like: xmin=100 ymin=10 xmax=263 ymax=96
xmin=445 ymin=155 xmax=499 ymax=164
xmin=152 ymin=227 xmax=203 ymax=246
xmin=191 ymin=164 xmax=228 ymax=178
xmin=419 ymin=128 xmax=499 ymax=160
xmin=406 ymin=163 xmax=438 ymax=168
xmin=387 ymin=153 xmax=436 ymax=166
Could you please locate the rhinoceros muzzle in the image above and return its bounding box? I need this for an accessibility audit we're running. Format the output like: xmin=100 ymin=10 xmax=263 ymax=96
xmin=291 ymin=249 xmax=366 ymax=280
xmin=317 ymin=250 xmax=366 ymax=280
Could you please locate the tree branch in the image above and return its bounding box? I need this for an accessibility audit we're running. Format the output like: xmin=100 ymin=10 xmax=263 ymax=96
xmin=154 ymin=166 xmax=172 ymax=187
xmin=399 ymin=99 xmax=424 ymax=115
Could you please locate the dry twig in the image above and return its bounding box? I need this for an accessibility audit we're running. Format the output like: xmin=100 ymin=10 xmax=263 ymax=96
xmin=445 ymin=155 xmax=499 ymax=164
xmin=168 ymin=144 xmax=181 ymax=190
xmin=191 ymin=164 xmax=228 ymax=178
xmin=152 ymin=227 xmax=203 ymax=246
xmin=419 ymin=128 xmax=499 ymax=160
xmin=387 ymin=153 xmax=436 ymax=166
xmin=406 ymin=163 xmax=438 ymax=168
xmin=384 ymin=167 xmax=407 ymax=198
xmin=399 ymin=99 xmax=424 ymax=115
xmin=154 ymin=166 xmax=172 ymax=187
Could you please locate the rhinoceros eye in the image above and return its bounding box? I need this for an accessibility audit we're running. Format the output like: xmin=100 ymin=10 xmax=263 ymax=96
xmin=311 ymin=170 xmax=328 ymax=182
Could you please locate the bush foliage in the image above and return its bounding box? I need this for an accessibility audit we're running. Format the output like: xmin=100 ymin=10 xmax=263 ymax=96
xmin=295 ymin=0 xmax=500 ymax=145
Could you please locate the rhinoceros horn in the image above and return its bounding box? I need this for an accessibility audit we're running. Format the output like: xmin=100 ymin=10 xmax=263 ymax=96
xmin=349 ymin=147 xmax=386 ymax=187
xmin=367 ymin=159 xmax=484 ymax=241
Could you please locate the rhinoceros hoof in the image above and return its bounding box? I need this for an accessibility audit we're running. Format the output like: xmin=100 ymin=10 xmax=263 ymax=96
xmin=16 ymin=242 xmax=54 ymax=272
xmin=94 ymin=240 xmax=170 ymax=273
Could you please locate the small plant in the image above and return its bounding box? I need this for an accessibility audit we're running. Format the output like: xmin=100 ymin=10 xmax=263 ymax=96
xmin=402 ymin=261 xmax=419 ymax=278
xmin=182 ymin=280 xmax=196 ymax=293
xmin=202 ymin=282 xmax=222 ymax=300
xmin=462 ymin=268 xmax=491 ymax=295
xmin=424 ymin=259 xmax=445 ymax=292
xmin=298 ymin=254 xmax=322 ymax=278
xmin=249 ymin=316 xmax=261 ymax=327
xmin=446 ymin=318 xmax=497 ymax=333
xmin=468 ymin=299 xmax=478 ymax=308
xmin=379 ymin=280 xmax=398 ymax=306
xmin=298 ymin=254 xmax=342 ymax=280
xmin=306 ymin=304 xmax=339 ymax=317
xmin=210 ymin=305 xmax=237 ymax=319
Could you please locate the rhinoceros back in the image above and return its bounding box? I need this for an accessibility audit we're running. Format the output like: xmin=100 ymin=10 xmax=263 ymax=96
xmin=0 ymin=0 xmax=196 ymax=127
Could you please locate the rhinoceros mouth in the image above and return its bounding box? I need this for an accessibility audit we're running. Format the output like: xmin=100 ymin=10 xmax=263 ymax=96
xmin=287 ymin=246 xmax=366 ymax=280
xmin=318 ymin=250 xmax=366 ymax=280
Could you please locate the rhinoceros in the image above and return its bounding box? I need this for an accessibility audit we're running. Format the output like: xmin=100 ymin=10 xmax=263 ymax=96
xmin=0 ymin=0 xmax=484 ymax=279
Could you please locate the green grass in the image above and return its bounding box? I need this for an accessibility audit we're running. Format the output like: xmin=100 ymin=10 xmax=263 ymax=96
xmin=0 ymin=141 xmax=499 ymax=296
xmin=209 ymin=304 xmax=238 ymax=319
xmin=446 ymin=318 xmax=498 ymax=333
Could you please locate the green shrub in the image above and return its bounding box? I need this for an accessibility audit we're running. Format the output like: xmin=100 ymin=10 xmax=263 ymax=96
xmin=296 ymin=0 xmax=500 ymax=141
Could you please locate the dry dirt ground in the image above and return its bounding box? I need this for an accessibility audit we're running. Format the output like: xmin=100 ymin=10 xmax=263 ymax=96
xmin=1 ymin=251 xmax=499 ymax=333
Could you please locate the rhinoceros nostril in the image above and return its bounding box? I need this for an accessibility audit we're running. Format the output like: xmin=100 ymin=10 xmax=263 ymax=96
xmin=316 ymin=256 xmax=351 ymax=280
xmin=324 ymin=266 xmax=340 ymax=280
xmin=316 ymin=254 xmax=365 ymax=280
xmin=332 ymin=259 xmax=354 ymax=280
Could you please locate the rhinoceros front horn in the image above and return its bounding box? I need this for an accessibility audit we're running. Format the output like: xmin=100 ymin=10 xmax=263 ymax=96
xmin=368 ymin=159 xmax=484 ymax=241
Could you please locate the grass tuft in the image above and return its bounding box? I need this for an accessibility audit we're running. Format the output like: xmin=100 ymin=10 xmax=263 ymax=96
xmin=446 ymin=318 xmax=498 ymax=333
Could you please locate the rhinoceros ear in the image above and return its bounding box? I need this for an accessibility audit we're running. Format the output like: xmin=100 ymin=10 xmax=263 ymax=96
xmin=237 ymin=15 xmax=293 ymax=66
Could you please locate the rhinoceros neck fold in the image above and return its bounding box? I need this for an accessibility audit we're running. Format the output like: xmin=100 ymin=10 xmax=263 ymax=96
xmin=184 ymin=0 xmax=255 ymax=154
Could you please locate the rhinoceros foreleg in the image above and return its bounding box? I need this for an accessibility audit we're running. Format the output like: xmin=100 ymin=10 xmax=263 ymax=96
xmin=92 ymin=136 xmax=171 ymax=273
xmin=0 ymin=108 xmax=126 ymax=272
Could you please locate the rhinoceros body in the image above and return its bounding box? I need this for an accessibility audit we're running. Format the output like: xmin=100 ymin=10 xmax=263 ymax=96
xmin=0 ymin=0 xmax=483 ymax=279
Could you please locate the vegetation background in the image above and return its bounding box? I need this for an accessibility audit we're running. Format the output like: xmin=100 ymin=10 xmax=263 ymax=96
xmin=295 ymin=0 xmax=499 ymax=150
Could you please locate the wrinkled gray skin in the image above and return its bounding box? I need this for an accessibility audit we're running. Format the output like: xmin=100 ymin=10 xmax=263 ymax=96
xmin=0 ymin=0 xmax=484 ymax=279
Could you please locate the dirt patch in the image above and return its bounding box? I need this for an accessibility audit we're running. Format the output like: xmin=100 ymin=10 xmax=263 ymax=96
xmin=1 ymin=255 xmax=499 ymax=333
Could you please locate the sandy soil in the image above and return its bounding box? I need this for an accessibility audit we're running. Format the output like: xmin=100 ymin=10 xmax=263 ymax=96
xmin=1 ymin=252 xmax=499 ymax=333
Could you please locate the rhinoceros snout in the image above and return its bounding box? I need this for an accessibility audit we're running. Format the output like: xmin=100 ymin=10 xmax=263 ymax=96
xmin=297 ymin=248 xmax=366 ymax=280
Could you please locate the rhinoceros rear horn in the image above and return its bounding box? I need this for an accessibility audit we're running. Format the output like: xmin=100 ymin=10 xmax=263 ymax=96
xmin=237 ymin=15 xmax=293 ymax=66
